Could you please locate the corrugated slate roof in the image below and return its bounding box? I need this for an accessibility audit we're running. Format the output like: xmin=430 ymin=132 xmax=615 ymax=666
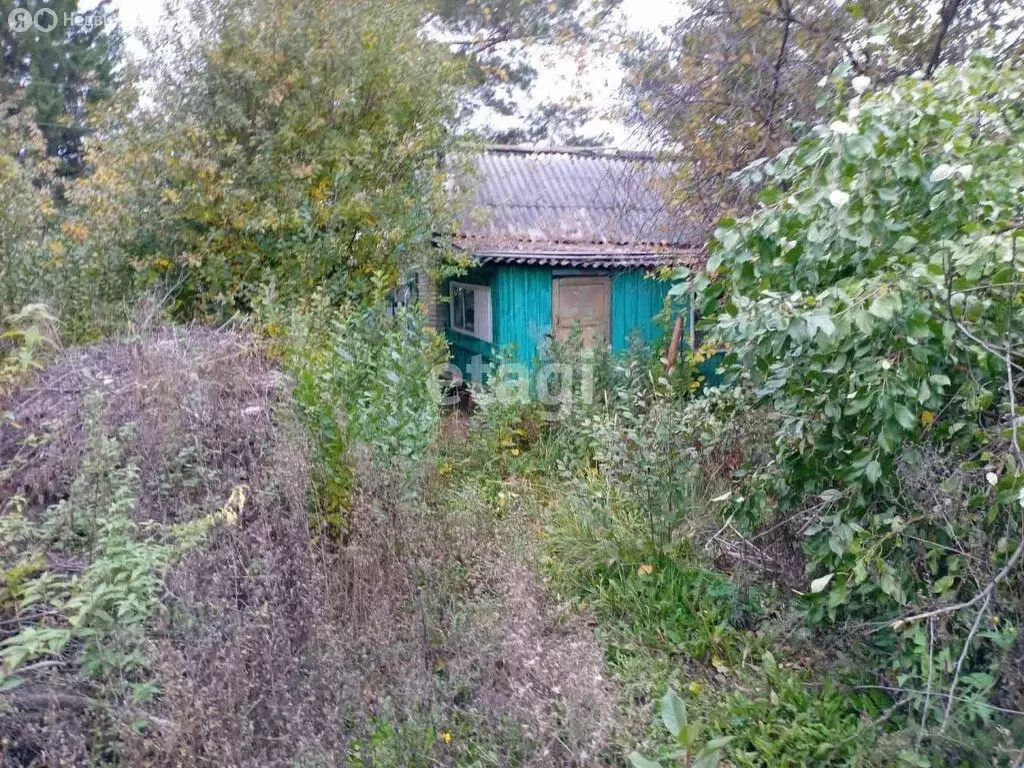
xmin=454 ymin=237 xmax=704 ymax=269
xmin=452 ymin=146 xmax=705 ymax=268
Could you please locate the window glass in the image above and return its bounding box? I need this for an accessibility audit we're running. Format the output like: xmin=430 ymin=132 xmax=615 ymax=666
xmin=463 ymin=288 xmax=475 ymax=333
xmin=453 ymin=286 xmax=465 ymax=328
xmin=450 ymin=283 xmax=489 ymax=341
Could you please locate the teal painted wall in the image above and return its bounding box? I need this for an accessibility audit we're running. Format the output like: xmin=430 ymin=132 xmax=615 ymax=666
xmin=610 ymin=271 xmax=672 ymax=351
xmin=444 ymin=265 xmax=675 ymax=374
xmin=445 ymin=267 xmax=496 ymax=380
xmin=493 ymin=265 xmax=553 ymax=367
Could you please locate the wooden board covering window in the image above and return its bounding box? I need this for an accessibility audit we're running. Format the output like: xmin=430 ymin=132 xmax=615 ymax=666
xmin=552 ymin=276 xmax=610 ymax=346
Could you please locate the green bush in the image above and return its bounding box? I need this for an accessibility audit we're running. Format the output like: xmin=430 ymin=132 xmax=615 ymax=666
xmin=263 ymin=292 xmax=447 ymax=533
xmin=707 ymin=653 xmax=869 ymax=767
xmin=685 ymin=61 xmax=1024 ymax=746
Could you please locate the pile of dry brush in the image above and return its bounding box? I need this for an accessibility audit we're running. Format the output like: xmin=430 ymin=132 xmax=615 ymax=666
xmin=0 ymin=328 xmax=614 ymax=767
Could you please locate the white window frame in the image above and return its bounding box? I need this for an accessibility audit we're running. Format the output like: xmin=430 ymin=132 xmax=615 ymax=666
xmin=449 ymin=282 xmax=493 ymax=343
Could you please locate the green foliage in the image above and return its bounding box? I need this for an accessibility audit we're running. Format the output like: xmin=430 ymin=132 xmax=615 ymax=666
xmin=0 ymin=101 xmax=53 ymax=313
xmin=0 ymin=397 xmax=210 ymax=699
xmin=0 ymin=94 xmax=144 ymax=342
xmin=0 ymin=0 xmax=123 ymax=177
xmin=630 ymin=687 xmax=733 ymax=768
xmin=0 ymin=304 xmax=58 ymax=400
xmin=706 ymin=654 xmax=868 ymax=767
xmin=79 ymin=0 xmax=463 ymax=319
xmin=432 ymin=0 xmax=620 ymax=143
xmin=264 ymin=292 xmax=447 ymax=533
xmin=625 ymin=0 xmax=1023 ymax=225
xmin=686 ymin=61 xmax=1024 ymax=743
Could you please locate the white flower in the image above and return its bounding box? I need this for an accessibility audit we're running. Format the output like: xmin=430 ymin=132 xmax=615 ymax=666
xmin=852 ymin=75 xmax=871 ymax=94
xmin=829 ymin=189 xmax=851 ymax=208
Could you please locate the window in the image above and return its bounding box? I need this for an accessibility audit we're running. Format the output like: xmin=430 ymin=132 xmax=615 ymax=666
xmin=450 ymin=282 xmax=492 ymax=342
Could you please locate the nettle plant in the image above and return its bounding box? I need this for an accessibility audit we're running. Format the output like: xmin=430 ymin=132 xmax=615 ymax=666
xmin=689 ymin=62 xmax=1024 ymax=735
xmin=0 ymin=397 xmax=223 ymax=703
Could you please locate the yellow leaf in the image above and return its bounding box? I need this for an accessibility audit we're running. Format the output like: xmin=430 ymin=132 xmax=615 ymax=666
xmin=921 ymin=411 xmax=936 ymax=426
xmin=637 ymin=564 xmax=654 ymax=576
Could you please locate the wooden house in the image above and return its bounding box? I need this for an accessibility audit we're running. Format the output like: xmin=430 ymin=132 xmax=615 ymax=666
xmin=442 ymin=146 xmax=705 ymax=375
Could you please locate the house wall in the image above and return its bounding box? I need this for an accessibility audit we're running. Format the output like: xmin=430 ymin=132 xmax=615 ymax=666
xmin=609 ymin=271 xmax=673 ymax=352
xmin=444 ymin=264 xmax=677 ymax=376
xmin=444 ymin=266 xmax=497 ymax=379
xmin=493 ymin=265 xmax=553 ymax=367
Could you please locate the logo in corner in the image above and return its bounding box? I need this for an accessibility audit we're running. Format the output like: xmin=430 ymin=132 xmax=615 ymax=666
xmin=7 ymin=7 xmax=32 ymax=33
xmin=34 ymin=8 xmax=58 ymax=32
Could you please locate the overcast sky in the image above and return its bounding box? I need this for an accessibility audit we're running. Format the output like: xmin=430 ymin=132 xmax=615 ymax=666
xmin=103 ymin=0 xmax=683 ymax=146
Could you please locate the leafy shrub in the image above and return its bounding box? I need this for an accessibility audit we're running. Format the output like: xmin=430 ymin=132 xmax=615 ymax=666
xmin=707 ymin=653 xmax=869 ymax=767
xmin=0 ymin=304 xmax=59 ymax=402
xmin=630 ymin=687 xmax=733 ymax=768
xmin=264 ymin=292 xmax=447 ymax=533
xmin=76 ymin=0 xmax=462 ymax=319
xmin=687 ymin=61 xmax=1024 ymax=747
xmin=1 ymin=97 xmax=139 ymax=343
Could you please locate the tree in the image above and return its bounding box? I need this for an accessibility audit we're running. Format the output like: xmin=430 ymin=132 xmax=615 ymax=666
xmin=625 ymin=0 xmax=1023 ymax=228
xmin=686 ymin=62 xmax=1024 ymax=751
xmin=428 ymin=0 xmax=621 ymax=142
xmin=0 ymin=97 xmax=53 ymax=313
xmin=0 ymin=0 xmax=123 ymax=177
xmin=73 ymin=0 xmax=463 ymax=318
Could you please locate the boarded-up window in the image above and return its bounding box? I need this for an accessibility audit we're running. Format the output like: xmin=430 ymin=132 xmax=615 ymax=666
xmin=552 ymin=276 xmax=610 ymax=346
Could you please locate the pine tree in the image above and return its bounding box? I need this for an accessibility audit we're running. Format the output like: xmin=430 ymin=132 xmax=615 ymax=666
xmin=1 ymin=0 xmax=122 ymax=177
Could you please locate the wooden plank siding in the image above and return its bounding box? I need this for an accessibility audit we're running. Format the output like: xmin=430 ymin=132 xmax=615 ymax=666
xmin=493 ymin=265 xmax=553 ymax=366
xmin=609 ymin=271 xmax=672 ymax=352
xmin=444 ymin=264 xmax=676 ymax=376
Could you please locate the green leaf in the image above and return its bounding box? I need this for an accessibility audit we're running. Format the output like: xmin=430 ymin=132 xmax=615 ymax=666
xmin=0 ymin=676 xmax=25 ymax=692
xmin=693 ymin=752 xmax=722 ymax=768
xmin=868 ymin=293 xmax=901 ymax=320
xmin=660 ymin=687 xmax=688 ymax=741
xmin=897 ymin=749 xmax=932 ymax=767
xmin=893 ymin=404 xmax=916 ymax=430
xmin=930 ymin=164 xmax=956 ymax=182
xmin=894 ymin=235 xmax=918 ymax=253
xmin=701 ymin=736 xmax=736 ymax=753
xmin=866 ymin=460 xmax=882 ymax=485
xmin=961 ymin=672 xmax=995 ymax=690
xmin=629 ymin=753 xmax=663 ymax=768
xmin=805 ymin=311 xmax=836 ymax=338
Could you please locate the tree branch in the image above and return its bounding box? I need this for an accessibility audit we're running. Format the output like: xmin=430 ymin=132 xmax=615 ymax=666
xmin=764 ymin=0 xmax=793 ymax=135
xmin=925 ymin=0 xmax=965 ymax=77
xmin=941 ymin=592 xmax=990 ymax=731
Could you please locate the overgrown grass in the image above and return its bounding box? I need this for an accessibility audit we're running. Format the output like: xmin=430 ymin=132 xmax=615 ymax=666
xmin=437 ymin=345 xmax=917 ymax=767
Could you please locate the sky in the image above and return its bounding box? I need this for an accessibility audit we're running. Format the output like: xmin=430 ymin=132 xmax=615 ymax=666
xmin=101 ymin=0 xmax=684 ymax=146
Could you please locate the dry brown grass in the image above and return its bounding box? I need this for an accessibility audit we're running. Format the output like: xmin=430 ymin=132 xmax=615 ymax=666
xmin=0 ymin=328 xmax=616 ymax=767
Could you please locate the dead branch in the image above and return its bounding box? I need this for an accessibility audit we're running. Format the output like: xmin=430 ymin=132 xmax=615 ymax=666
xmin=941 ymin=592 xmax=990 ymax=732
